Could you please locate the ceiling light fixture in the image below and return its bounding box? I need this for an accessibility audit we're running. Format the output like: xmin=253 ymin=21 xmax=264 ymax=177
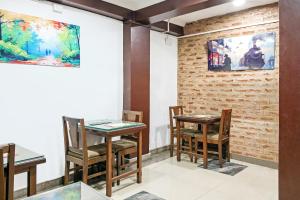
xmin=233 ymin=0 xmax=246 ymax=7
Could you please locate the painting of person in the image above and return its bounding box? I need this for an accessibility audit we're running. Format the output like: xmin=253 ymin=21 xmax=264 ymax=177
xmin=223 ymin=54 xmax=231 ymax=71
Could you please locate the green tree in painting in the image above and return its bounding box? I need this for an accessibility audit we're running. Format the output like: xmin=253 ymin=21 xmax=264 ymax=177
xmin=0 ymin=9 xmax=80 ymax=67
xmin=58 ymin=23 xmax=80 ymax=65
xmin=0 ymin=12 xmax=31 ymax=61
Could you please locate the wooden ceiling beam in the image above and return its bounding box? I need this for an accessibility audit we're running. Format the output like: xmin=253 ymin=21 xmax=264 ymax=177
xmin=47 ymin=0 xmax=132 ymax=21
xmin=135 ymin=0 xmax=233 ymax=24
xmin=150 ymin=21 xmax=184 ymax=36
xmin=47 ymin=0 xmax=184 ymax=36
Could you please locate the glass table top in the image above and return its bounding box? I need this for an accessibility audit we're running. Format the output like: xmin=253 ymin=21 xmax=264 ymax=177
xmin=23 ymin=182 xmax=111 ymax=200
xmin=3 ymin=145 xmax=45 ymax=166
xmin=85 ymin=120 xmax=145 ymax=132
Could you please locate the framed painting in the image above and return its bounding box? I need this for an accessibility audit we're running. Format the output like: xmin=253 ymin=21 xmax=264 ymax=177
xmin=0 ymin=9 xmax=80 ymax=67
xmin=208 ymin=32 xmax=276 ymax=71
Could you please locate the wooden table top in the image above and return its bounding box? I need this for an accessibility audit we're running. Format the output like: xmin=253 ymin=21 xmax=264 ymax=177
xmin=85 ymin=120 xmax=146 ymax=137
xmin=174 ymin=114 xmax=221 ymax=124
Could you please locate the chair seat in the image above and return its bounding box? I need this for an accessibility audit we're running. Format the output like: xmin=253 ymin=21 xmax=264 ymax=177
xmin=68 ymin=144 xmax=108 ymax=159
xmin=112 ymin=139 xmax=136 ymax=152
xmin=203 ymin=131 xmax=219 ymax=141
xmin=174 ymin=128 xmax=200 ymax=137
xmin=195 ymin=131 xmax=228 ymax=141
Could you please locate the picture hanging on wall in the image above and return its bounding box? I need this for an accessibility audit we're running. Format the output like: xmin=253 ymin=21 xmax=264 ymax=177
xmin=0 ymin=9 xmax=80 ymax=67
xmin=208 ymin=32 xmax=276 ymax=71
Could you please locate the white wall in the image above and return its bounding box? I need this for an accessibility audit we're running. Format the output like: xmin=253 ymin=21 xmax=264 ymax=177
xmin=150 ymin=31 xmax=178 ymax=150
xmin=0 ymin=0 xmax=123 ymax=190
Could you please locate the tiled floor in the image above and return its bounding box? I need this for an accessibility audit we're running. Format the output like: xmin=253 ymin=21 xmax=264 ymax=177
xmin=94 ymin=154 xmax=278 ymax=200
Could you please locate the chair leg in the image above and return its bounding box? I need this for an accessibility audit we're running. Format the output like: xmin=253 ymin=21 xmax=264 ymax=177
xmin=112 ymin=155 xmax=115 ymax=187
xmin=218 ymin=143 xmax=223 ymax=168
xmin=226 ymin=142 xmax=230 ymax=162
xmin=194 ymin=138 xmax=198 ymax=163
xmin=188 ymin=136 xmax=193 ymax=162
xmin=117 ymin=152 xmax=121 ymax=185
xmin=64 ymin=161 xmax=70 ymax=185
xmin=121 ymin=154 xmax=125 ymax=170
xmin=170 ymin=133 xmax=174 ymax=157
xmin=82 ymin=164 xmax=88 ymax=184
xmin=74 ymin=164 xmax=80 ymax=182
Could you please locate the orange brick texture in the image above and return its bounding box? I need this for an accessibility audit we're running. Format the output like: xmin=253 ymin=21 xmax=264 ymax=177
xmin=178 ymin=3 xmax=279 ymax=162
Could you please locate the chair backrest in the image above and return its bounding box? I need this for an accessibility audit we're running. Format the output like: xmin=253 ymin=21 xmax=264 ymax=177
xmin=122 ymin=110 xmax=143 ymax=123
xmin=0 ymin=143 xmax=15 ymax=200
xmin=219 ymin=109 xmax=232 ymax=139
xmin=122 ymin=110 xmax=143 ymax=140
xmin=169 ymin=106 xmax=184 ymax=134
xmin=62 ymin=116 xmax=88 ymax=161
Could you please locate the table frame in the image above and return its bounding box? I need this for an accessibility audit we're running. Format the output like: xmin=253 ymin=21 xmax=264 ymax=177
xmin=6 ymin=157 xmax=46 ymax=196
xmin=86 ymin=125 xmax=146 ymax=197
xmin=174 ymin=115 xmax=220 ymax=168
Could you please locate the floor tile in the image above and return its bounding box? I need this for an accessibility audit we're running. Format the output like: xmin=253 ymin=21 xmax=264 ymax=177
xmin=93 ymin=154 xmax=278 ymax=200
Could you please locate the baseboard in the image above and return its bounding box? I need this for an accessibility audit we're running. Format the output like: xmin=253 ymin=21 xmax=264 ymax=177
xmin=15 ymin=177 xmax=63 ymax=199
xmin=127 ymin=146 xmax=169 ymax=162
xmin=150 ymin=145 xmax=169 ymax=155
xmin=231 ymin=153 xmax=278 ymax=169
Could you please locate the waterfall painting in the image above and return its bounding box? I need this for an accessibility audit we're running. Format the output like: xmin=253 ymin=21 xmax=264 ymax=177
xmin=0 ymin=9 xmax=80 ymax=67
xmin=208 ymin=32 xmax=276 ymax=71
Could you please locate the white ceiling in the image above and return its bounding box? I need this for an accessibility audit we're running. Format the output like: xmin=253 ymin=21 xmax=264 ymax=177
xmin=170 ymin=0 xmax=279 ymax=26
xmin=103 ymin=0 xmax=278 ymax=26
xmin=103 ymin=0 xmax=164 ymax=10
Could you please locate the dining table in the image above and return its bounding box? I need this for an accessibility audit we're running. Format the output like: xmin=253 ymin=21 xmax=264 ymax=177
xmin=3 ymin=145 xmax=46 ymax=196
xmin=173 ymin=114 xmax=221 ymax=169
xmin=23 ymin=181 xmax=111 ymax=200
xmin=84 ymin=120 xmax=146 ymax=197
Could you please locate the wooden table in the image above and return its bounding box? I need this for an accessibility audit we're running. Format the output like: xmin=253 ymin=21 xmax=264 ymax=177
xmin=4 ymin=145 xmax=46 ymax=196
xmin=173 ymin=115 xmax=221 ymax=169
xmin=85 ymin=121 xmax=146 ymax=197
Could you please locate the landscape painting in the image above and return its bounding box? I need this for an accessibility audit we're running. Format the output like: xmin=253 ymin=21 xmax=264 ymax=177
xmin=0 ymin=9 xmax=80 ymax=67
xmin=208 ymin=32 xmax=275 ymax=71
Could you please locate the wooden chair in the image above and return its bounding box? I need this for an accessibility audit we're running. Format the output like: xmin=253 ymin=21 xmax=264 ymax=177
xmin=0 ymin=143 xmax=15 ymax=200
xmin=63 ymin=116 xmax=113 ymax=184
xmin=169 ymin=106 xmax=199 ymax=162
xmin=113 ymin=110 xmax=142 ymax=185
xmin=194 ymin=109 xmax=232 ymax=168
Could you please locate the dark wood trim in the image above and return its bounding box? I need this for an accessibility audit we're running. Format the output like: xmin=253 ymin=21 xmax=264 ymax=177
xmin=135 ymin=0 xmax=232 ymax=24
xmin=47 ymin=0 xmax=131 ymax=21
xmin=231 ymin=154 xmax=278 ymax=169
xmin=123 ymin=25 xmax=150 ymax=155
xmin=123 ymin=22 xmax=132 ymax=110
xmin=279 ymin=0 xmax=300 ymax=200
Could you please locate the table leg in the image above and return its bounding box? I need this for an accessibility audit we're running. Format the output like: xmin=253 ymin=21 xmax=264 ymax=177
xmin=106 ymin=137 xmax=112 ymax=197
xmin=203 ymin=124 xmax=208 ymax=169
xmin=27 ymin=166 xmax=37 ymax=196
xmin=176 ymin=120 xmax=181 ymax=162
xmin=137 ymin=131 xmax=143 ymax=183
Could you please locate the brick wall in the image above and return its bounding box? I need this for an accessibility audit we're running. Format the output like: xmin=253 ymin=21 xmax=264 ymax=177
xmin=178 ymin=3 xmax=279 ymax=162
